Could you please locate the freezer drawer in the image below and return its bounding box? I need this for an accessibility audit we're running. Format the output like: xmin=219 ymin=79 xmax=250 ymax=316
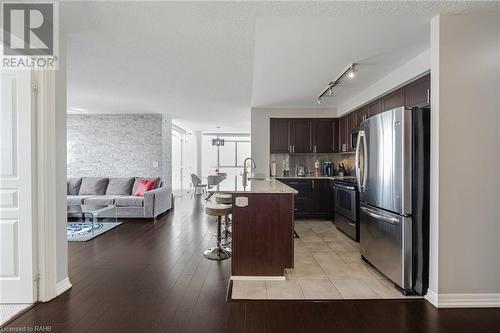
xmin=359 ymin=203 xmax=412 ymax=290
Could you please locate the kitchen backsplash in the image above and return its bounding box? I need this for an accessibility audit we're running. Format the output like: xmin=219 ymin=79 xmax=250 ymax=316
xmin=270 ymin=153 xmax=355 ymax=177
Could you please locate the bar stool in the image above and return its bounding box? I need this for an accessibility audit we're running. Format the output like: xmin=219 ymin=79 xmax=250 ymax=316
xmin=215 ymin=194 xmax=233 ymax=244
xmin=215 ymin=193 xmax=232 ymax=205
xmin=204 ymin=202 xmax=232 ymax=260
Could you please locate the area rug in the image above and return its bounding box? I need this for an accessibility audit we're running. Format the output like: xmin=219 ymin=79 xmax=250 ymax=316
xmin=67 ymin=222 xmax=122 ymax=242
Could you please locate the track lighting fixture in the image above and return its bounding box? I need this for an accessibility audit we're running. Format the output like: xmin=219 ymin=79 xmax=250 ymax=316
xmin=316 ymin=63 xmax=356 ymax=104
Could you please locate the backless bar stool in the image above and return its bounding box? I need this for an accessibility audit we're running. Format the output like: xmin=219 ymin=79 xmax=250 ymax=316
xmin=215 ymin=194 xmax=233 ymax=244
xmin=204 ymin=202 xmax=232 ymax=260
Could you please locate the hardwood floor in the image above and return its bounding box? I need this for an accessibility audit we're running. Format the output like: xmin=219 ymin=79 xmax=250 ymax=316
xmin=4 ymin=195 xmax=500 ymax=332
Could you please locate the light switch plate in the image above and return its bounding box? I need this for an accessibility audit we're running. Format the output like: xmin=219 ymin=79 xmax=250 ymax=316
xmin=152 ymin=161 xmax=159 ymax=168
xmin=235 ymin=197 xmax=248 ymax=207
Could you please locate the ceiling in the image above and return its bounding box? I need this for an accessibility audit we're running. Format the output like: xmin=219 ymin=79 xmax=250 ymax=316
xmin=62 ymin=1 xmax=499 ymax=132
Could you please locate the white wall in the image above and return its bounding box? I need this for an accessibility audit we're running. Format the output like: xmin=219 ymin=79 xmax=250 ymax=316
xmin=161 ymin=114 xmax=173 ymax=190
xmin=337 ymin=50 xmax=430 ymax=116
xmin=55 ymin=32 xmax=68 ymax=287
xmin=194 ymin=131 xmax=203 ymax=177
xmin=428 ymin=14 xmax=500 ymax=307
xmin=250 ymin=108 xmax=336 ymax=176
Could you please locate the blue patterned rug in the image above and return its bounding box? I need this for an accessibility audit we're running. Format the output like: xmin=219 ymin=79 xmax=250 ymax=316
xmin=67 ymin=222 xmax=122 ymax=242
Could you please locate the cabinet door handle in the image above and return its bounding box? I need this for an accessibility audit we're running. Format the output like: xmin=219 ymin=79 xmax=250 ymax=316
xmin=293 ymin=145 xmax=295 ymax=153
xmin=312 ymin=180 xmax=315 ymax=189
xmin=314 ymin=145 xmax=317 ymax=153
xmin=427 ymin=89 xmax=430 ymax=104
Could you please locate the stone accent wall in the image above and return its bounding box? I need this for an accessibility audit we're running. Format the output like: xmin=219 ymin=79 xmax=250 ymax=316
xmin=67 ymin=114 xmax=166 ymax=180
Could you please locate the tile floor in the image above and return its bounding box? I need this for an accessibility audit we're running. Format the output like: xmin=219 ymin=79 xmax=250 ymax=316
xmin=231 ymin=219 xmax=423 ymax=300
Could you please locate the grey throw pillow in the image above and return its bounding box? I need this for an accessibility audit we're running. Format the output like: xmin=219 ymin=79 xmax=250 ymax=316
xmin=79 ymin=177 xmax=109 ymax=195
xmin=67 ymin=178 xmax=82 ymax=195
xmin=106 ymin=177 xmax=135 ymax=195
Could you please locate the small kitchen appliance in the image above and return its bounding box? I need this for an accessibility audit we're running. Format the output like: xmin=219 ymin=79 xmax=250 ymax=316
xmin=295 ymin=165 xmax=308 ymax=177
xmin=322 ymin=162 xmax=334 ymax=176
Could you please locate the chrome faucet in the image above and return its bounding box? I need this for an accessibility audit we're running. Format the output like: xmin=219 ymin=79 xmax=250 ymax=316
xmin=242 ymin=157 xmax=256 ymax=187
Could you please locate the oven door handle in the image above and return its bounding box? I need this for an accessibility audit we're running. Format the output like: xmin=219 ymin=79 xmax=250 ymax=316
xmin=334 ymin=184 xmax=355 ymax=191
xmin=360 ymin=207 xmax=400 ymax=225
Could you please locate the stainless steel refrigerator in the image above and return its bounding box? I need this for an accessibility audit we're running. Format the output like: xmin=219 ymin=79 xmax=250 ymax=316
xmin=355 ymin=106 xmax=430 ymax=295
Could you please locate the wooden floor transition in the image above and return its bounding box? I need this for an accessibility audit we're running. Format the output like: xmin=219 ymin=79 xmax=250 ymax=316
xmin=4 ymin=195 xmax=500 ymax=332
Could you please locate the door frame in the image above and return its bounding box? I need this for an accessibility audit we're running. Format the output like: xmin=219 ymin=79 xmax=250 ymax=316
xmin=33 ymin=70 xmax=64 ymax=302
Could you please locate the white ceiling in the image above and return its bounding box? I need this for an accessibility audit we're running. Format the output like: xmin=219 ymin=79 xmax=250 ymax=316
xmin=62 ymin=1 xmax=499 ymax=132
xmin=251 ymin=16 xmax=430 ymax=108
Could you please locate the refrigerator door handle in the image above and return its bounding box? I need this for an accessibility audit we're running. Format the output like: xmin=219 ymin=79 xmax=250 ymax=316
xmin=361 ymin=131 xmax=368 ymax=191
xmin=360 ymin=206 xmax=400 ymax=225
xmin=355 ymin=130 xmax=363 ymax=189
xmin=355 ymin=130 xmax=368 ymax=192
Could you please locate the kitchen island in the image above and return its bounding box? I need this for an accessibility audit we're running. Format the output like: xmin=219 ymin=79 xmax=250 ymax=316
xmin=209 ymin=177 xmax=297 ymax=279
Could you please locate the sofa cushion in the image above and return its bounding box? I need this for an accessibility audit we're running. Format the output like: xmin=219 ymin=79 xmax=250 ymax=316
xmin=84 ymin=195 xmax=123 ymax=206
xmin=79 ymin=177 xmax=109 ymax=195
xmin=132 ymin=177 xmax=161 ymax=194
xmin=67 ymin=195 xmax=95 ymax=205
xmin=106 ymin=177 xmax=135 ymax=195
xmin=114 ymin=196 xmax=144 ymax=207
xmin=67 ymin=178 xmax=82 ymax=195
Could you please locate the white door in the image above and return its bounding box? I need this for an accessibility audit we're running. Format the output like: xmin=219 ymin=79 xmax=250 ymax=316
xmin=0 ymin=70 xmax=37 ymax=303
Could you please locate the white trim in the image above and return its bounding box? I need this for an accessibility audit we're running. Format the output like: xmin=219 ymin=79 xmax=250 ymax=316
xmin=337 ymin=49 xmax=430 ymax=116
xmin=55 ymin=277 xmax=72 ymax=296
xmin=34 ymin=70 xmax=59 ymax=302
xmin=231 ymin=276 xmax=286 ymax=281
xmin=425 ymin=291 xmax=500 ymax=308
xmin=425 ymin=288 xmax=438 ymax=307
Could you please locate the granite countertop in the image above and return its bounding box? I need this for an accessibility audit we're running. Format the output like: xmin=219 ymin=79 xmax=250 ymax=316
xmin=274 ymin=175 xmax=356 ymax=181
xmin=208 ymin=176 xmax=298 ymax=194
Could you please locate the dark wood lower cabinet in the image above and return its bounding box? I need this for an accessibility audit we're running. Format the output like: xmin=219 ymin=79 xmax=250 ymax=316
xmin=277 ymin=179 xmax=331 ymax=218
xmin=231 ymin=193 xmax=294 ymax=276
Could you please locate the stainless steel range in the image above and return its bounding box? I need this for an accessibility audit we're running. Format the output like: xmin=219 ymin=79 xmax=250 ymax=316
xmin=333 ymin=178 xmax=359 ymax=241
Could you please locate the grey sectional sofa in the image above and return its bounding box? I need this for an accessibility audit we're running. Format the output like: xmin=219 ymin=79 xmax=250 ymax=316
xmin=67 ymin=177 xmax=172 ymax=219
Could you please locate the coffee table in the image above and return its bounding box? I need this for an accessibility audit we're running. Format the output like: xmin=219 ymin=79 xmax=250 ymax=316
xmin=67 ymin=204 xmax=118 ymax=241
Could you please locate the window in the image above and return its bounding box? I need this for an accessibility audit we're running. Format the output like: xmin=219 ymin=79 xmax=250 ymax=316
xmin=172 ymin=127 xmax=197 ymax=195
xmin=201 ymin=135 xmax=250 ymax=177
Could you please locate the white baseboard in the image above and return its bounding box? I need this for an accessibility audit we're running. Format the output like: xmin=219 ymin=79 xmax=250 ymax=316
xmin=425 ymin=288 xmax=438 ymax=307
xmin=56 ymin=277 xmax=72 ymax=296
xmin=231 ymin=276 xmax=286 ymax=281
xmin=426 ymin=290 xmax=500 ymax=308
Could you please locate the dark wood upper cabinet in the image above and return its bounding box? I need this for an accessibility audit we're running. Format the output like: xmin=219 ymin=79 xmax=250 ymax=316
xmin=313 ymin=119 xmax=336 ymax=153
xmin=367 ymin=100 xmax=382 ymax=117
xmin=382 ymin=88 xmax=404 ymax=112
xmin=405 ymin=74 xmax=430 ymax=108
xmin=337 ymin=117 xmax=347 ymax=152
xmin=355 ymin=107 xmax=368 ymax=128
xmin=290 ymin=119 xmax=312 ymax=153
xmin=269 ymin=75 xmax=430 ymax=156
xmin=345 ymin=113 xmax=357 ymax=151
xmin=270 ymin=118 xmax=290 ymax=153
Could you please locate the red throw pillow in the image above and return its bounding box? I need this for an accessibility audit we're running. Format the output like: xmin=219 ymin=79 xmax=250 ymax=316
xmin=134 ymin=179 xmax=156 ymax=197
